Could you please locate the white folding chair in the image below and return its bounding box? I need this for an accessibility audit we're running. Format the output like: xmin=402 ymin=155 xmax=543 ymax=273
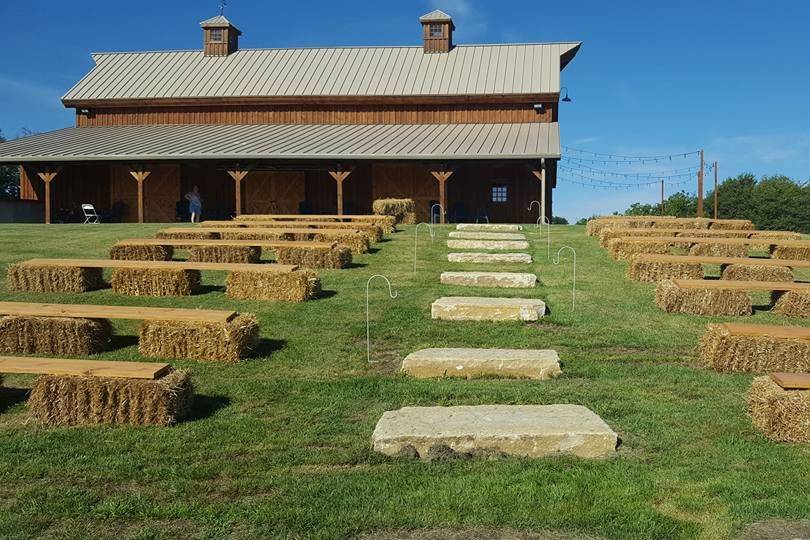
xmin=81 ymin=204 xmax=100 ymax=224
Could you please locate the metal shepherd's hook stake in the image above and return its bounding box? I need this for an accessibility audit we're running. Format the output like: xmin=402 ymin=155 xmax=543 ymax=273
xmin=553 ymin=246 xmax=577 ymax=310
xmin=537 ymin=216 xmax=551 ymax=260
xmin=528 ymin=200 xmax=541 ymax=227
xmin=413 ymin=222 xmax=434 ymax=273
xmin=366 ymin=275 xmax=398 ymax=363
xmin=430 ymin=203 xmax=446 ymax=225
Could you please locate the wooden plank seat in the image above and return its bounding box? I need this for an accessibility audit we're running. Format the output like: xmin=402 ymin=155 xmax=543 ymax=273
xmin=199 ymin=220 xmax=385 ymax=242
xmin=599 ymin=227 xmax=800 ymax=247
xmin=655 ymin=278 xmax=810 ymax=317
xmin=157 ymin=226 xmax=370 ymax=254
xmin=110 ymin=238 xmax=352 ymax=269
xmin=629 ymin=254 xmax=810 ymax=282
xmin=699 ymin=323 xmax=810 ymax=374
xmin=0 ymin=355 xmax=170 ymax=379
xmin=0 ymin=301 xmax=259 ymax=362
xmin=608 ymin=235 xmax=810 ymax=261
xmin=235 ymin=213 xmax=397 ymax=232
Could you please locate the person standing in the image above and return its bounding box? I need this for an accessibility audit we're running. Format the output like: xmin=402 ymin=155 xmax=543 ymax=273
xmin=185 ymin=186 xmax=203 ymax=223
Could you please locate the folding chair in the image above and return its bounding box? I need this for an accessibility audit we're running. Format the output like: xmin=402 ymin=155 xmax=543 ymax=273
xmin=81 ymin=204 xmax=100 ymax=224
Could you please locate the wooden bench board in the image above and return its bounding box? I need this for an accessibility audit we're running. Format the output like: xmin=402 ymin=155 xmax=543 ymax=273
xmin=20 ymin=258 xmax=298 ymax=273
xmin=672 ymin=279 xmax=810 ymax=292
xmin=160 ymin=227 xmax=363 ymax=236
xmin=236 ymin=214 xmax=383 ymax=221
xmin=0 ymin=356 xmax=170 ymax=380
xmin=0 ymin=302 xmax=237 ymax=323
xmin=633 ymin=254 xmax=810 ymax=268
xmin=200 ymin=220 xmax=376 ymax=230
xmin=769 ymin=372 xmax=810 ymax=390
xmin=618 ymin=236 xmax=810 ymax=247
xmin=115 ymin=239 xmax=336 ymax=249
xmin=722 ymin=323 xmax=810 ymax=340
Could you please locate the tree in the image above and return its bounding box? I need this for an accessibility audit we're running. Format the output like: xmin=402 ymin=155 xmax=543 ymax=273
xmin=705 ymin=173 xmax=755 ymax=220
xmin=0 ymin=130 xmax=20 ymax=200
xmin=749 ymin=175 xmax=810 ymax=233
xmin=623 ymin=191 xmax=697 ymax=218
xmin=551 ymin=216 xmax=569 ymax=225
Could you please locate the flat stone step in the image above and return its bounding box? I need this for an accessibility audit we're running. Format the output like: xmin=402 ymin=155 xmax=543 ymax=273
xmin=457 ymin=224 xmax=523 ymax=232
xmin=440 ymin=271 xmax=537 ymax=288
xmin=448 ymin=231 xmax=527 ymax=240
xmin=431 ymin=296 xmax=546 ymax=321
xmin=448 ymin=252 xmax=532 ymax=264
xmin=447 ymin=240 xmax=530 ymax=250
xmin=372 ymin=405 xmax=618 ymax=459
xmin=402 ymin=348 xmax=561 ymax=379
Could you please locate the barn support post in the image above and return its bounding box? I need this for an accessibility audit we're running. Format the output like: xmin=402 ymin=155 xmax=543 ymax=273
xmin=429 ymin=167 xmax=454 ymax=224
xmin=227 ymin=169 xmax=249 ymax=216
xmin=527 ymin=159 xmax=547 ymax=221
xmin=128 ymin=166 xmax=151 ymax=223
xmin=35 ymin=166 xmax=62 ymax=224
xmin=328 ymin=166 xmax=352 ymax=216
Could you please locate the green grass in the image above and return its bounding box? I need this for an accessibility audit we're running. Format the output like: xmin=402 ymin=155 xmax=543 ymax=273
xmin=0 ymin=223 xmax=809 ymax=540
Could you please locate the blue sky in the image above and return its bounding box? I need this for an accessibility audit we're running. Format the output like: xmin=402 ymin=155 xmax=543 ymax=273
xmin=2 ymin=0 xmax=809 ymax=221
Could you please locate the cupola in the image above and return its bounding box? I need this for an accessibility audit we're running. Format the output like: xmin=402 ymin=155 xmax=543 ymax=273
xmin=419 ymin=10 xmax=454 ymax=53
xmin=200 ymin=15 xmax=241 ymax=57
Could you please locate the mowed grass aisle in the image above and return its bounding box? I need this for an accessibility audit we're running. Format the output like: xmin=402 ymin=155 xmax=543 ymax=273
xmin=0 ymin=223 xmax=809 ymax=539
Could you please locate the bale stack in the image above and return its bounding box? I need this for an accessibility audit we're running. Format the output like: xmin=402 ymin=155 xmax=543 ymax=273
xmin=28 ymin=369 xmax=194 ymax=427
xmin=155 ymin=230 xmax=218 ymax=240
xmin=372 ymin=198 xmax=416 ymax=225
xmin=628 ymin=259 xmax=703 ymax=282
xmin=139 ymin=314 xmax=260 ymax=362
xmin=747 ymin=376 xmax=810 ymax=442
xmin=110 ymin=244 xmax=173 ymax=261
xmin=0 ymin=316 xmax=111 ymax=356
xmin=699 ymin=324 xmax=810 ymax=373
xmin=226 ymin=269 xmax=321 ymax=302
xmin=586 ymin=216 xmax=667 ymax=236
xmin=275 ymin=245 xmax=352 ymax=269
xmin=772 ymin=291 xmax=810 ymax=318
xmin=652 ymin=218 xmax=710 ymax=230
xmin=720 ymin=264 xmax=793 ymax=282
xmin=187 ymin=245 xmax=261 ymax=264
xmin=607 ymin=238 xmax=674 ymax=260
xmin=7 ymin=263 xmax=104 ymax=293
xmin=688 ymin=242 xmax=750 ymax=258
xmin=654 ymin=279 xmax=752 ymax=316
xmin=110 ymin=268 xmax=202 ymax=296
xmin=709 ymin=219 xmax=754 ymax=230
xmin=749 ymin=231 xmax=803 ymax=251
xmin=771 ymin=244 xmax=810 ymax=261
xmin=598 ymin=228 xmax=673 ymax=248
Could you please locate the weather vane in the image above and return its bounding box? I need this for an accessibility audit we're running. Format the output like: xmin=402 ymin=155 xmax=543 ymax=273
xmin=219 ymin=0 xmax=227 ymax=15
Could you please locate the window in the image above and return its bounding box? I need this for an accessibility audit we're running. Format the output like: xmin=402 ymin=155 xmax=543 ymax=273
xmin=210 ymin=28 xmax=224 ymax=42
xmin=491 ymin=185 xmax=508 ymax=203
xmin=429 ymin=23 xmax=443 ymax=38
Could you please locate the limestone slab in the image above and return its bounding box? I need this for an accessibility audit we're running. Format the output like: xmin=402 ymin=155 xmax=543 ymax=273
xmin=372 ymin=405 xmax=618 ymax=459
xmin=448 ymin=231 xmax=527 ymax=240
xmin=457 ymin=224 xmax=523 ymax=232
xmin=447 ymin=240 xmax=530 ymax=250
xmin=440 ymin=271 xmax=537 ymax=288
xmin=402 ymin=348 xmax=561 ymax=379
xmin=431 ymin=296 xmax=546 ymax=321
xmin=448 ymin=252 xmax=532 ymax=264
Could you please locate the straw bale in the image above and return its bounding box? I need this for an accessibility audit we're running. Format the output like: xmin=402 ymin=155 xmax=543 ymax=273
xmin=710 ymin=220 xmax=754 ymax=230
xmin=772 ymin=291 xmax=810 ymax=318
xmin=372 ymin=198 xmax=415 ymax=224
xmin=226 ymin=269 xmax=320 ymax=302
xmin=0 ymin=316 xmax=110 ymax=356
xmin=28 ymin=369 xmax=193 ymax=427
xmin=683 ymin=230 xmax=749 ymax=239
xmin=607 ymin=239 xmax=672 ymax=260
xmin=653 ymin=219 xmax=708 ymax=230
xmin=187 ymin=245 xmax=260 ymax=264
xmin=771 ymin=245 xmax=810 ymax=261
xmin=721 ymin=264 xmax=793 ymax=282
xmin=110 ymin=268 xmax=201 ymax=296
xmin=401 ymin=212 xmax=417 ymax=225
xmin=628 ymin=259 xmax=703 ymax=282
xmin=275 ymin=245 xmax=351 ymax=269
xmin=308 ymin=232 xmax=369 ymax=254
xmin=599 ymin=228 xmax=672 ymax=247
xmin=110 ymin=244 xmax=173 ymax=261
xmin=155 ymin=230 xmax=218 ymax=240
xmin=688 ymin=242 xmax=749 ymax=258
xmin=139 ymin=313 xmax=259 ymax=362
xmin=699 ymin=323 xmax=810 ymax=373
xmin=7 ymin=264 xmax=104 ymax=293
xmin=750 ymin=231 xmax=803 ymax=241
xmin=654 ymin=279 xmax=752 ymax=316
xmin=220 ymin=230 xmax=289 ymax=241
xmin=747 ymin=376 xmax=810 ymax=442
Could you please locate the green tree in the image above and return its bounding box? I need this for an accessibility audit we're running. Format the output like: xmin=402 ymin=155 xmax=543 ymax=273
xmin=551 ymin=216 xmax=569 ymax=225
xmin=750 ymin=175 xmax=810 ymax=232
xmin=624 ymin=202 xmax=659 ymax=216
xmin=705 ymin=173 xmax=756 ymax=220
xmin=0 ymin=130 xmax=20 ymax=200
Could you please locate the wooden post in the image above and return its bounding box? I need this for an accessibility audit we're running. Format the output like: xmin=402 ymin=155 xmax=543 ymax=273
xmin=713 ymin=161 xmax=719 ymax=219
xmin=660 ymin=179 xmax=665 ymax=215
xmin=697 ymin=149 xmax=705 ymax=217
xmin=35 ymin=167 xmax=62 ymax=224
xmin=429 ymin=167 xmax=454 ymax=224
xmin=328 ymin=167 xmax=352 ymax=216
xmin=227 ymin=169 xmax=249 ymax=216
xmin=128 ymin=167 xmax=151 ymax=223
xmin=527 ymin=160 xmax=547 ymax=220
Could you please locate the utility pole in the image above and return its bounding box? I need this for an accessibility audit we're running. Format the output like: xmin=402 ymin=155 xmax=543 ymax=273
xmin=713 ymin=161 xmax=719 ymax=219
xmin=660 ymin=179 xmax=665 ymax=215
xmin=696 ymin=149 xmax=705 ymax=217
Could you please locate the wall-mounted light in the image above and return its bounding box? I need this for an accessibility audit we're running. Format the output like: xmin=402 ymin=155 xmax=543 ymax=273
xmin=533 ymin=103 xmax=545 ymax=113
xmin=78 ymin=108 xmax=91 ymax=116
xmin=560 ymin=87 xmax=572 ymax=103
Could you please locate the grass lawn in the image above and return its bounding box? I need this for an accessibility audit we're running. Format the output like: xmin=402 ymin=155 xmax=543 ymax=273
xmin=0 ymin=223 xmax=809 ymax=539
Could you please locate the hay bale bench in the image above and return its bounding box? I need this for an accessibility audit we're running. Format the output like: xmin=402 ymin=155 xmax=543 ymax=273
xmin=586 ymin=216 xmax=753 ymax=236
xmin=628 ymin=254 xmax=809 ymax=282
xmin=8 ymin=259 xmax=319 ymax=302
xmin=455 ymin=223 xmax=523 ymax=232
xmin=608 ymin=236 xmax=810 ymax=261
xmin=234 ymin=213 xmax=397 ymax=233
xmin=655 ymin=279 xmax=810 ymax=317
xmin=448 ymin=231 xmax=527 ymax=240
xmin=401 ymin=348 xmax=561 ymax=379
xmin=439 ymin=271 xmax=537 ymax=288
xmin=446 ymin=239 xmax=530 ymax=250
xmin=372 ymin=405 xmax=618 ymax=459
xmin=447 ymin=252 xmax=532 ymax=264
xmin=110 ymin=239 xmax=351 ymax=269
xmin=0 ymin=356 xmax=192 ymax=426
xmin=431 ymin=297 xmax=546 ymax=322
xmin=747 ymin=373 xmax=810 ymax=443
xmin=699 ymin=323 xmax=810 ymax=373
xmin=158 ymin=226 xmax=370 ymax=254
xmin=0 ymin=302 xmax=258 ymax=362
xmin=599 ymin=227 xmax=799 ymax=248
xmin=200 ymin=220 xmax=384 ymax=242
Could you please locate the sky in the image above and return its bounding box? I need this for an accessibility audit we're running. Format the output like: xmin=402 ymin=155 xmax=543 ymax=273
xmin=2 ymin=0 xmax=809 ymax=222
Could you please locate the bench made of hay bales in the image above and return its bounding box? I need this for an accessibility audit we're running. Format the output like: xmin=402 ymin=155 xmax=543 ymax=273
xmin=234 ymin=213 xmax=397 ymax=233
xmin=0 ymin=356 xmax=192 ymax=426
xmin=0 ymin=302 xmax=258 ymax=362
xmin=747 ymin=373 xmax=810 ymax=443
xmin=699 ymin=323 xmax=810 ymax=373
xmin=586 ymin=216 xmax=753 ymax=236
xmin=199 ymin=220 xmax=384 ymax=242
xmin=157 ymin=227 xmax=369 ymax=254
xmin=110 ymin=239 xmax=351 ymax=269
xmin=629 ymin=254 xmax=810 ymax=282
xmin=608 ymin=236 xmax=810 ymax=261
xmin=655 ymin=279 xmax=810 ymax=317
xmin=7 ymin=259 xmax=318 ymax=302
xmin=599 ymin=227 xmax=800 ymax=248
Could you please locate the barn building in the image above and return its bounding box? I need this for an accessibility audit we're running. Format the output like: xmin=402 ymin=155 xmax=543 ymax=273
xmin=0 ymin=10 xmax=580 ymax=224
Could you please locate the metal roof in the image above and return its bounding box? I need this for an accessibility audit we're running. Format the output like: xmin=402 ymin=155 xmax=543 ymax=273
xmin=419 ymin=10 xmax=453 ymax=22
xmin=200 ymin=15 xmax=234 ymax=27
xmin=62 ymin=43 xmax=581 ymax=103
xmin=0 ymin=122 xmax=560 ymax=163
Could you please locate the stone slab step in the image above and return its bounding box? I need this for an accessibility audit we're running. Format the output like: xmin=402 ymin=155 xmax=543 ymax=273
xmin=402 ymin=348 xmax=561 ymax=379
xmin=447 ymin=240 xmax=530 ymax=250
xmin=448 ymin=231 xmax=527 ymax=240
xmin=440 ymin=271 xmax=537 ymax=288
xmin=448 ymin=252 xmax=532 ymax=264
xmin=431 ymin=296 xmax=546 ymax=321
xmin=457 ymin=224 xmax=523 ymax=232
xmin=372 ymin=405 xmax=618 ymax=459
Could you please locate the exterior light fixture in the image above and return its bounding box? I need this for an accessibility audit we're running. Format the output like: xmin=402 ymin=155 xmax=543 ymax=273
xmin=78 ymin=108 xmax=91 ymax=115
xmin=533 ymin=103 xmax=545 ymax=113
xmin=560 ymin=87 xmax=572 ymax=103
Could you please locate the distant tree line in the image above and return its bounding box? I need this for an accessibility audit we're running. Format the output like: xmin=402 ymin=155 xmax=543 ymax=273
xmin=0 ymin=130 xmax=20 ymax=200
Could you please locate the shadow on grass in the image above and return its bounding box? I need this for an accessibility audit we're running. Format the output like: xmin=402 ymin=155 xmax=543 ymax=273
xmin=0 ymin=387 xmax=29 ymax=413
xmin=347 ymin=262 xmax=369 ymax=269
xmin=254 ymin=338 xmax=287 ymax=357
xmin=197 ymin=284 xmax=226 ymax=295
xmin=185 ymin=394 xmax=231 ymax=422
xmin=109 ymin=335 xmax=140 ymax=351
xmin=318 ymin=290 xmax=338 ymax=300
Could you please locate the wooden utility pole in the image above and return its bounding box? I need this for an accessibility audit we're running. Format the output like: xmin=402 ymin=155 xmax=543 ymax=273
xmin=660 ymin=179 xmax=665 ymax=215
xmin=696 ymin=149 xmax=705 ymax=217
xmin=713 ymin=161 xmax=719 ymax=219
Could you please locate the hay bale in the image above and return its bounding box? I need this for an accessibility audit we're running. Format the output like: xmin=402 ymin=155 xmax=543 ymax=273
xmin=699 ymin=323 xmax=810 ymax=373
xmin=721 ymin=264 xmax=793 ymax=282
xmin=654 ymin=279 xmax=752 ymax=316
xmin=275 ymin=245 xmax=351 ymax=269
xmin=220 ymin=230 xmax=290 ymax=241
xmin=309 ymin=232 xmax=369 ymax=254
xmin=0 ymin=316 xmax=110 ymax=356
xmin=110 ymin=268 xmax=201 ymax=296
xmin=226 ymin=269 xmax=320 ymax=302
xmin=599 ymin=228 xmax=672 ymax=248
xmin=771 ymin=245 xmax=810 ymax=261
xmin=710 ymin=220 xmax=754 ymax=230
xmin=747 ymin=376 xmax=810 ymax=442
xmin=401 ymin=212 xmax=417 ymax=225
xmin=683 ymin=230 xmax=749 ymax=239
xmin=607 ymin=239 xmax=671 ymax=260
xmin=653 ymin=219 xmax=708 ymax=230
xmin=628 ymin=259 xmax=703 ymax=282
xmin=7 ymin=264 xmax=104 ymax=293
xmin=28 ymin=369 xmax=193 ymax=427
xmin=110 ymin=244 xmax=173 ymax=261
xmin=688 ymin=242 xmax=749 ymax=258
xmin=750 ymin=231 xmax=803 ymax=241
xmin=372 ymin=198 xmax=415 ymax=225
xmin=772 ymin=291 xmax=810 ymax=318
xmin=187 ymin=245 xmax=260 ymax=264
xmin=139 ymin=314 xmax=259 ymax=362
xmin=155 ymin=231 xmax=218 ymax=240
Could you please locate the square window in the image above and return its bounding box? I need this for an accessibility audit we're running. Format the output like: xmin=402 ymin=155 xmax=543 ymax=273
xmin=429 ymin=23 xmax=443 ymax=38
xmin=491 ymin=185 xmax=507 ymax=203
xmin=210 ymin=28 xmax=224 ymax=43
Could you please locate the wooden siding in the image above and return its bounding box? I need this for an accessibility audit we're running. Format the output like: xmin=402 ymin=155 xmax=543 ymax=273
xmin=372 ymin=164 xmax=438 ymax=222
xmin=422 ymin=21 xmax=452 ymax=53
xmin=244 ymin=171 xmax=305 ymax=214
